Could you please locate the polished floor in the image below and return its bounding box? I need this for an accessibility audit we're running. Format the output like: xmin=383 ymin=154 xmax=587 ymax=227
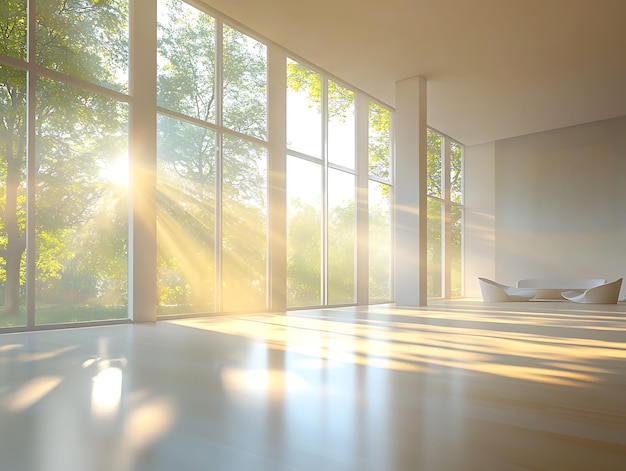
xmin=1 ymin=300 xmax=625 ymax=471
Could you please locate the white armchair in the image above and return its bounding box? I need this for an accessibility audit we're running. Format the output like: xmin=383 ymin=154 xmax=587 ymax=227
xmin=478 ymin=277 xmax=538 ymax=302
xmin=561 ymin=278 xmax=623 ymax=304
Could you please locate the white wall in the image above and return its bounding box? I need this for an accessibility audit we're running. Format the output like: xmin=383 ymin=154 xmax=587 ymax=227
xmin=493 ymin=116 xmax=626 ymax=293
xmin=464 ymin=142 xmax=496 ymax=297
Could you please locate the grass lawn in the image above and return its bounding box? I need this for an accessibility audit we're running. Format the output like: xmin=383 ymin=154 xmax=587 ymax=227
xmin=0 ymin=304 xmax=128 ymax=328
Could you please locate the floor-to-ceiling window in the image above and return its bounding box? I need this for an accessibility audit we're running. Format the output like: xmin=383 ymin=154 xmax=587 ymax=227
xmin=286 ymin=60 xmax=359 ymax=307
xmin=0 ymin=0 xmax=394 ymax=330
xmin=285 ymin=61 xmax=323 ymax=307
xmin=1 ymin=0 xmax=130 ymax=328
xmin=368 ymin=102 xmax=393 ymax=303
xmin=427 ymin=128 xmax=464 ymax=298
xmin=156 ymin=0 xmax=268 ymax=315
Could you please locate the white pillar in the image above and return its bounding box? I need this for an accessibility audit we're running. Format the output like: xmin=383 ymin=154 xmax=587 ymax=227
xmin=128 ymin=0 xmax=157 ymax=322
xmin=394 ymin=76 xmax=427 ymax=306
xmin=268 ymin=48 xmax=287 ymax=312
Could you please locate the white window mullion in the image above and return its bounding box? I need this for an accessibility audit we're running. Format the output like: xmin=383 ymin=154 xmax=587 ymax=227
xmin=321 ymin=77 xmax=329 ymax=305
xmin=25 ymin=0 xmax=37 ymax=327
xmin=442 ymin=137 xmax=452 ymax=298
xmin=215 ymin=19 xmax=224 ymax=311
xmin=267 ymin=46 xmax=287 ymax=311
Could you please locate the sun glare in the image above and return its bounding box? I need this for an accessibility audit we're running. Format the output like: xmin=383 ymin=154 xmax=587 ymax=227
xmin=100 ymin=155 xmax=129 ymax=187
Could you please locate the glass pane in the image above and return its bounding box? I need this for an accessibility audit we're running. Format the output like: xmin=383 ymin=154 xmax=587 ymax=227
xmin=427 ymin=198 xmax=443 ymax=298
xmin=286 ymin=59 xmax=322 ymax=158
xmin=223 ymin=25 xmax=267 ymax=140
xmin=36 ymin=0 xmax=129 ymax=92
xmin=368 ymin=102 xmax=391 ymax=180
xmin=427 ymin=128 xmax=442 ymax=197
xmin=157 ymin=0 xmax=216 ymax=123
xmin=0 ymin=65 xmax=27 ymax=328
xmin=328 ymin=82 xmax=355 ymax=169
xmin=328 ymin=169 xmax=355 ymax=304
xmin=368 ymin=181 xmax=391 ymax=302
xmin=222 ymin=135 xmax=267 ymax=312
xmin=1 ymin=0 xmax=27 ymax=60
xmin=35 ymin=78 xmax=128 ymax=324
xmin=450 ymin=141 xmax=463 ymax=203
xmin=156 ymin=115 xmax=216 ymax=315
xmin=287 ymin=156 xmax=321 ymax=307
xmin=451 ymin=205 xmax=463 ymax=296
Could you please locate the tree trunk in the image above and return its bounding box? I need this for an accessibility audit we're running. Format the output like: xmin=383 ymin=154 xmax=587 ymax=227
xmin=2 ymin=143 xmax=25 ymax=317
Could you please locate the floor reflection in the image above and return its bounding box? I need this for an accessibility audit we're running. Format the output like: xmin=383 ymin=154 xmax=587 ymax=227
xmin=91 ymin=366 xmax=123 ymax=417
xmin=0 ymin=302 xmax=624 ymax=471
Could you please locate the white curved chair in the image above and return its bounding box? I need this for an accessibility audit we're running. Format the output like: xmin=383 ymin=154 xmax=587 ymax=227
xmin=478 ymin=277 xmax=537 ymax=302
xmin=561 ymin=278 xmax=623 ymax=304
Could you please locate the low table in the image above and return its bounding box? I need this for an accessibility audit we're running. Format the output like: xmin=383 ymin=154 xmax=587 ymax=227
xmin=517 ymin=278 xmax=606 ymax=300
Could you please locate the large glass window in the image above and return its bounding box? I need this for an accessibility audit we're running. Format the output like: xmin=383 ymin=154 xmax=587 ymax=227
xmin=1 ymin=1 xmax=130 ymax=328
xmin=36 ymin=0 xmax=129 ymax=92
xmin=327 ymin=80 xmax=356 ymax=305
xmin=368 ymin=102 xmax=393 ymax=302
xmin=35 ymin=79 xmax=128 ymax=324
xmin=223 ymin=26 xmax=267 ymax=139
xmin=427 ymin=199 xmax=443 ymax=298
xmin=286 ymin=60 xmax=361 ymax=308
xmin=157 ymin=0 xmax=268 ymax=315
xmin=286 ymin=59 xmax=322 ymax=158
xmin=157 ymin=0 xmax=216 ymax=122
xmin=451 ymin=204 xmax=463 ymax=297
xmin=1 ymin=1 xmax=27 ymax=61
xmin=157 ymin=0 xmax=218 ymax=315
xmin=0 ymin=65 xmax=27 ymax=327
xmin=156 ymin=116 xmax=216 ymax=315
xmin=287 ymin=157 xmax=322 ymax=307
xmin=368 ymin=181 xmax=391 ymax=302
xmin=328 ymin=168 xmax=356 ymax=304
xmin=221 ymin=136 xmax=267 ymax=312
xmin=1 ymin=0 xmax=395 ymax=329
xmin=450 ymin=141 xmax=464 ymax=296
xmin=427 ymin=128 xmax=464 ymax=298
xmin=328 ymin=81 xmax=355 ymax=170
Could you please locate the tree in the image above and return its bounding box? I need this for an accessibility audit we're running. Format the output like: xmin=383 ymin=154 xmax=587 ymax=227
xmin=0 ymin=62 xmax=25 ymax=318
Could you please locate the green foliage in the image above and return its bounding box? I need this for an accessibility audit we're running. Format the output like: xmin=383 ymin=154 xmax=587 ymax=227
xmin=328 ymin=198 xmax=356 ymax=304
xmin=427 ymin=198 xmax=443 ymax=297
xmin=368 ymin=102 xmax=391 ymax=182
xmin=287 ymin=61 xmax=355 ymax=121
xmin=287 ymin=60 xmax=322 ymax=108
xmin=427 ymin=128 xmax=443 ymax=197
xmin=36 ymin=0 xmax=129 ymax=91
xmin=0 ymin=0 xmax=27 ymax=60
xmin=287 ymin=198 xmax=321 ymax=306
xmin=223 ymin=25 xmax=267 ymax=139
xmin=368 ymin=181 xmax=391 ymax=301
xmin=157 ymin=0 xmax=216 ymax=121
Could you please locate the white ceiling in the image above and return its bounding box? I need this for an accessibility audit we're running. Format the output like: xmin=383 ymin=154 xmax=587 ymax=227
xmin=200 ymin=0 xmax=626 ymax=146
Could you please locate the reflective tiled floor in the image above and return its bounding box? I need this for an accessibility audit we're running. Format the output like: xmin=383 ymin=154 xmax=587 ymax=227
xmin=1 ymin=301 xmax=625 ymax=471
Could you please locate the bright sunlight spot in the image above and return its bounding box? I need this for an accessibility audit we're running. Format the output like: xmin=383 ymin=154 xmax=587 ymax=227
xmin=91 ymin=367 xmax=123 ymax=417
xmin=99 ymin=154 xmax=129 ymax=187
